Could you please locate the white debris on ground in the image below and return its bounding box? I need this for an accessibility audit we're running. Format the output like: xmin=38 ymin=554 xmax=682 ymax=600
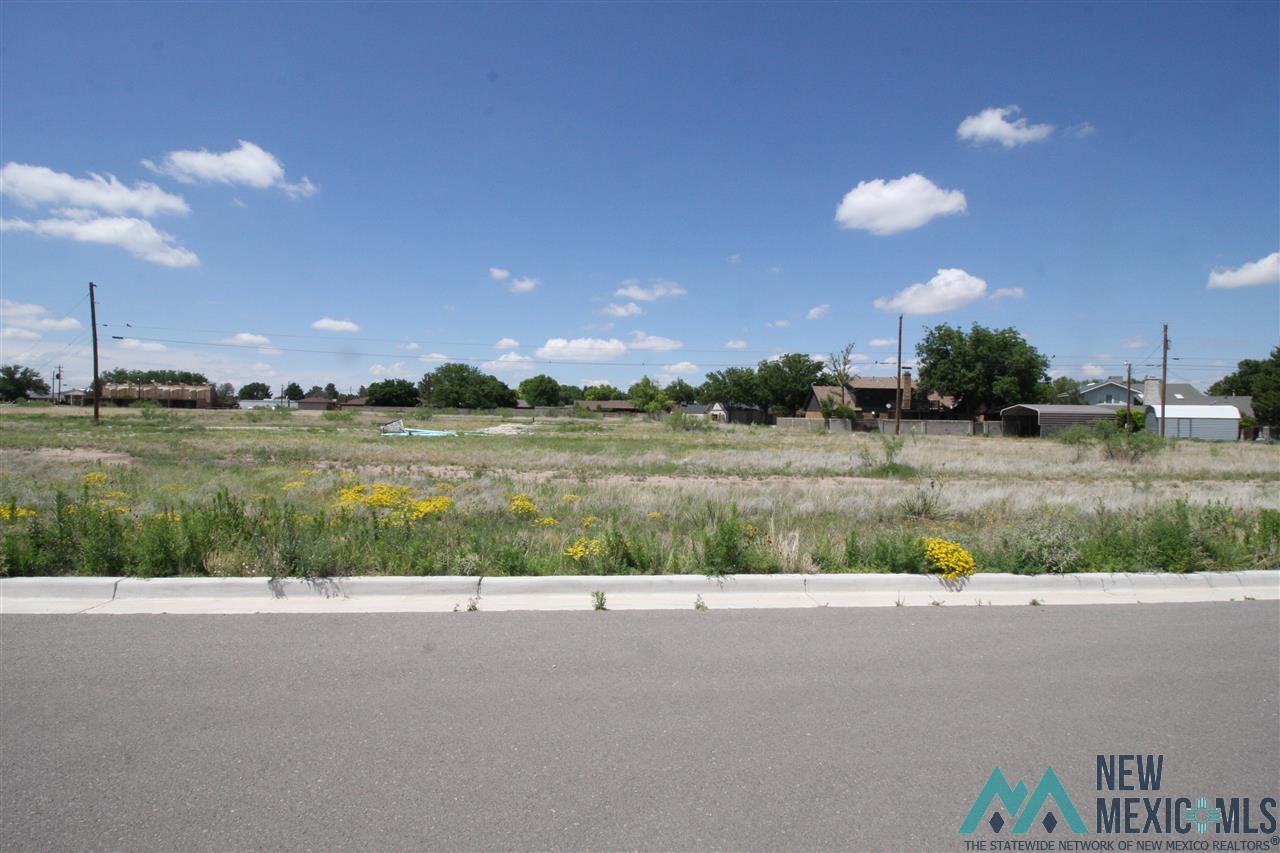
xmin=474 ymin=423 xmax=535 ymax=436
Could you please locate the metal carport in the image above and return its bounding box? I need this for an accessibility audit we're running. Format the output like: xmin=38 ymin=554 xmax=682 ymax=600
xmin=999 ymin=404 xmax=1117 ymax=437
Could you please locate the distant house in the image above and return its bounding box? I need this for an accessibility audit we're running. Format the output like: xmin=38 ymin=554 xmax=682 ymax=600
xmin=340 ymin=397 xmax=367 ymax=409
xmin=238 ymin=398 xmax=298 ymax=410
xmin=677 ymin=403 xmax=708 ymax=418
xmin=803 ymin=376 xmax=914 ymax=419
xmin=1078 ymin=378 xmax=1144 ymax=407
xmin=514 ymin=399 xmax=534 ymax=410
xmin=99 ymin=382 xmax=215 ymax=409
xmin=1145 ymin=404 xmax=1240 ymax=441
xmin=575 ymin=399 xmax=642 ymax=415
xmin=703 ymin=402 xmax=770 ymax=425
xmin=1141 ymin=379 xmax=1252 ymax=419
xmin=1000 ymin=404 xmax=1117 ymax=437
xmin=298 ymin=395 xmax=338 ymax=411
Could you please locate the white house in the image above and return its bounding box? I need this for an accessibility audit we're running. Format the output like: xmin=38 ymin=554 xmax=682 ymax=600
xmin=1078 ymin=379 xmax=1143 ymax=407
xmin=1144 ymin=404 xmax=1240 ymax=441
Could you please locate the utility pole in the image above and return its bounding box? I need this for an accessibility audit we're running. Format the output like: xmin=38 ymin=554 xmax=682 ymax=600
xmin=895 ymin=314 xmax=903 ymax=435
xmin=89 ymin=282 xmax=100 ymax=423
xmin=55 ymin=364 xmax=62 ymax=405
xmin=1125 ymin=361 xmax=1133 ymax=433
xmin=1160 ymin=323 xmax=1169 ymax=438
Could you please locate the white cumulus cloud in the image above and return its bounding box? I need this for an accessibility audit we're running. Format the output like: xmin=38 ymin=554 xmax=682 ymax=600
xmin=614 ymin=279 xmax=687 ymax=301
xmin=662 ymin=361 xmax=699 ymax=375
xmin=724 ymin=340 xmax=748 ymax=350
xmin=488 ymin=267 xmax=511 ymax=281
xmin=628 ymin=331 xmax=683 ymax=352
xmin=508 ymin=276 xmax=538 ymax=294
xmin=0 ymin=299 xmax=84 ymax=332
xmin=834 ymin=174 xmax=967 ymax=236
xmin=118 ymin=338 xmax=167 ymax=352
xmin=368 ymin=362 xmax=406 ymax=377
xmin=0 ymin=327 xmax=41 ymax=341
xmin=144 ymin=140 xmax=316 ymax=197
xmin=482 ymin=352 xmax=536 ymax=374
xmin=1207 ymin=251 xmax=1280 ymax=289
xmin=535 ymin=337 xmax=628 ymax=362
xmin=222 ymin=332 xmax=271 ymax=347
xmin=869 ymin=338 xmax=895 ymax=347
xmin=494 ymin=337 xmax=520 ymax=350
xmin=417 ymin=353 xmax=449 ymax=362
xmin=1 ymin=215 xmax=198 ymax=267
xmin=312 ymin=317 xmax=361 ymax=333
xmin=0 ymin=162 xmax=190 ymax=217
xmin=600 ymin=301 xmax=644 ymax=317
xmin=874 ymin=268 xmax=989 ymax=315
xmin=957 ymin=106 xmax=1054 ymax=148
xmin=806 ymin=304 xmax=830 ymax=320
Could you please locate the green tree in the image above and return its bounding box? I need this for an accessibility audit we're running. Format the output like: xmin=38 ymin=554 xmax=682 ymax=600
xmin=826 ymin=342 xmax=858 ymax=408
xmin=756 ymin=353 xmax=825 ymax=415
xmin=101 ymin=368 xmax=209 ymax=385
xmin=365 ymin=378 xmax=421 ymax=407
xmin=697 ymin=367 xmax=758 ymax=406
xmin=663 ymin=377 xmax=697 ymax=404
xmin=214 ymin=382 xmax=236 ymax=406
xmin=557 ymin=384 xmax=584 ymax=405
xmin=628 ymin=376 xmax=673 ymax=413
xmin=916 ymin=323 xmax=1050 ymax=416
xmin=1037 ymin=376 xmax=1086 ymax=404
xmin=282 ymin=382 xmax=305 ymax=401
xmin=517 ymin=374 xmax=563 ymax=407
xmin=0 ymin=364 xmax=50 ymax=401
xmin=303 ymin=385 xmax=325 ymax=399
xmin=584 ymin=384 xmax=624 ymax=401
xmin=323 ymin=382 xmax=339 ymax=399
xmin=1210 ymin=346 xmax=1280 ymax=426
xmin=418 ymin=363 xmax=516 ymax=409
xmin=237 ymin=382 xmax=272 ymax=400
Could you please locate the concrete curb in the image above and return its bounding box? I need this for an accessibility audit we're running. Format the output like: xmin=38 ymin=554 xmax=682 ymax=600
xmin=1 ymin=571 xmax=1276 ymax=614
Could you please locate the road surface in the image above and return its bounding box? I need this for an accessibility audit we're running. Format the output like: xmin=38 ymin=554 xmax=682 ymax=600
xmin=3 ymin=603 xmax=1277 ymax=851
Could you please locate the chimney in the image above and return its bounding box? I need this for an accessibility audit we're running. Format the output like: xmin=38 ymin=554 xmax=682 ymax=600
xmin=1143 ymin=377 xmax=1161 ymax=404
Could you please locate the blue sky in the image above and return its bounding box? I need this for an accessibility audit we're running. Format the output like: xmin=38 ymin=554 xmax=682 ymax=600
xmin=2 ymin=1 xmax=1277 ymax=395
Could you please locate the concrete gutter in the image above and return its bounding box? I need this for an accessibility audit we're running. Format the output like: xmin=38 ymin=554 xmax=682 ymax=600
xmin=1 ymin=571 xmax=1276 ymax=614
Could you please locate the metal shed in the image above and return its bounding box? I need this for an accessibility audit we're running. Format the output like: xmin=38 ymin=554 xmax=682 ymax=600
xmin=999 ymin=404 xmax=1116 ymax=437
xmin=1144 ymin=405 xmax=1240 ymax=441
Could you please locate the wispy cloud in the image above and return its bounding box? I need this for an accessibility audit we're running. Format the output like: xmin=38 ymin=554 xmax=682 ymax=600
xmin=0 ymin=162 xmax=189 ymax=217
xmin=1120 ymin=336 xmax=1146 ymax=349
xmin=725 ymin=254 xmax=742 ymax=265
xmin=0 ymin=215 xmax=198 ymax=267
xmin=396 ymin=342 xmax=419 ymax=350
xmin=614 ymin=279 xmax=687 ymax=301
xmin=417 ymin=352 xmax=449 ymax=362
xmin=488 ymin=267 xmax=511 ymax=281
xmin=600 ymin=301 xmax=644 ymax=317
xmin=628 ymin=331 xmax=683 ymax=352
xmin=724 ymin=339 xmax=748 ymax=350
xmin=767 ymin=319 xmax=791 ymax=328
xmin=869 ymin=338 xmax=895 ymax=347
xmin=834 ymin=174 xmax=967 ymax=236
xmin=1066 ymin=122 xmax=1097 ymax=139
xmin=957 ymin=106 xmax=1054 ymax=148
xmin=144 ymin=140 xmax=316 ymax=197
xmin=117 ymin=337 xmax=167 ymax=352
xmin=806 ymin=304 xmax=830 ymax=320
xmin=874 ymin=268 xmax=988 ymax=314
xmin=990 ymin=287 xmax=1025 ymax=300
xmin=311 ymin=317 xmax=361 ymax=332
xmin=508 ymin=276 xmax=539 ymax=294
xmin=1207 ymin=251 xmax=1280 ymax=289
xmin=0 ymin=299 xmax=84 ymax=332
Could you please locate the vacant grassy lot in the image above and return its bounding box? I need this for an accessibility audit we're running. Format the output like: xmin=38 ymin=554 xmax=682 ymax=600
xmin=2 ymin=405 xmax=1277 ymax=577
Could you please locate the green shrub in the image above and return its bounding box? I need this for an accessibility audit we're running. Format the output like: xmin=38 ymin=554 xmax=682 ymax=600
xmin=666 ymin=412 xmax=710 ymax=432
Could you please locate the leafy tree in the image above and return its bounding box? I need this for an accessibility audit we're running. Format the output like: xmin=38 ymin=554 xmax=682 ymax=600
xmin=357 ymin=385 xmax=368 ymax=397
xmin=517 ymin=374 xmax=563 ymax=407
xmin=1037 ymin=376 xmax=1086 ymax=404
xmin=557 ymin=384 xmax=584 ymax=405
xmin=238 ymin=382 xmax=272 ymax=400
xmin=282 ymin=382 xmax=305 ymax=401
xmin=825 ymin=342 xmax=858 ymax=409
xmin=916 ymin=323 xmax=1050 ymax=417
xmin=323 ymin=382 xmax=339 ymax=400
xmin=583 ymin=384 xmax=624 ymax=401
xmin=365 ymin=378 xmax=421 ymax=408
xmin=0 ymin=364 xmax=49 ymax=401
xmin=698 ymin=367 xmax=758 ymax=406
xmin=755 ymin=353 xmax=826 ymax=415
xmin=304 ymin=385 xmax=325 ymax=399
xmin=1210 ymin=347 xmax=1280 ymax=426
xmin=418 ymin=363 xmax=516 ymax=409
xmin=101 ymin=368 xmax=209 ymax=385
xmin=663 ymin=378 xmax=697 ymax=404
xmin=627 ymin=376 xmax=673 ymax=413
xmin=214 ymin=382 xmax=236 ymax=406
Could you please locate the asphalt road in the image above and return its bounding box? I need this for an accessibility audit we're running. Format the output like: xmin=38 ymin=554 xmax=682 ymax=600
xmin=2 ymin=603 xmax=1277 ymax=852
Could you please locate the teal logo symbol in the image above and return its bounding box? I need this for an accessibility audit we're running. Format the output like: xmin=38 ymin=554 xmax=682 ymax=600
xmin=960 ymin=767 xmax=1090 ymax=835
xmin=1183 ymin=797 xmax=1222 ymax=834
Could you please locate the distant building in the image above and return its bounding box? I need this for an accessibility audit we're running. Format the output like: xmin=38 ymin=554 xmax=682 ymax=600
xmin=803 ymin=376 xmax=914 ymax=419
xmin=1000 ymin=404 xmax=1117 ymax=437
xmin=575 ymin=399 xmax=642 ymax=415
xmin=98 ymin=383 xmax=215 ymax=409
xmin=1078 ymin=378 xmax=1144 ymax=407
xmin=340 ymin=397 xmax=367 ymax=409
xmin=238 ymin=398 xmax=298 ymax=410
xmin=1144 ymin=405 xmax=1241 ymax=441
xmin=297 ymin=395 xmax=339 ymax=411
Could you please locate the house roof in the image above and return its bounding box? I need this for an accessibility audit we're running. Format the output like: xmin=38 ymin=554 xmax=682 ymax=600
xmin=1080 ymin=379 xmax=1139 ymax=393
xmin=679 ymin=403 xmax=708 ymax=414
xmin=1207 ymin=395 xmax=1253 ymax=417
xmin=1145 ymin=404 xmax=1240 ymax=420
xmin=298 ymin=395 xmax=332 ymax=403
xmin=1000 ymin=404 xmax=1116 ymax=416
xmin=808 ymin=385 xmax=856 ymax=405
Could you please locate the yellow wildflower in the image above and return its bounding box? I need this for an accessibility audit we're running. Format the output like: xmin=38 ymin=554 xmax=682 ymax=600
xmin=152 ymin=511 xmax=182 ymax=522
xmin=0 ymin=505 xmax=36 ymax=521
xmin=509 ymin=494 xmax=539 ymax=516
xmin=82 ymin=471 xmax=109 ymax=488
xmin=647 ymin=511 xmax=663 ymax=520
xmin=580 ymin=516 xmax=599 ymax=529
xmin=281 ymin=481 xmax=306 ymax=491
xmin=533 ymin=516 xmax=559 ymax=527
xmin=923 ymin=537 xmax=976 ymax=580
xmin=410 ymin=496 xmax=454 ymax=519
xmin=563 ymin=537 xmax=605 ymax=561
xmin=561 ymin=494 xmax=581 ymax=503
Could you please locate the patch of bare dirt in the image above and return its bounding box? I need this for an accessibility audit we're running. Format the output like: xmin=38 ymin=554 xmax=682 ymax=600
xmin=3 ymin=447 xmax=135 ymax=465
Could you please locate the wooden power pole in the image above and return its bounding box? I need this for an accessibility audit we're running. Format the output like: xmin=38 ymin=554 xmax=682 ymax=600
xmin=895 ymin=314 xmax=903 ymax=435
xmin=1160 ymin=323 xmax=1169 ymax=438
xmin=89 ymin=282 xmax=100 ymax=423
xmin=1125 ymin=361 xmax=1133 ymax=432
